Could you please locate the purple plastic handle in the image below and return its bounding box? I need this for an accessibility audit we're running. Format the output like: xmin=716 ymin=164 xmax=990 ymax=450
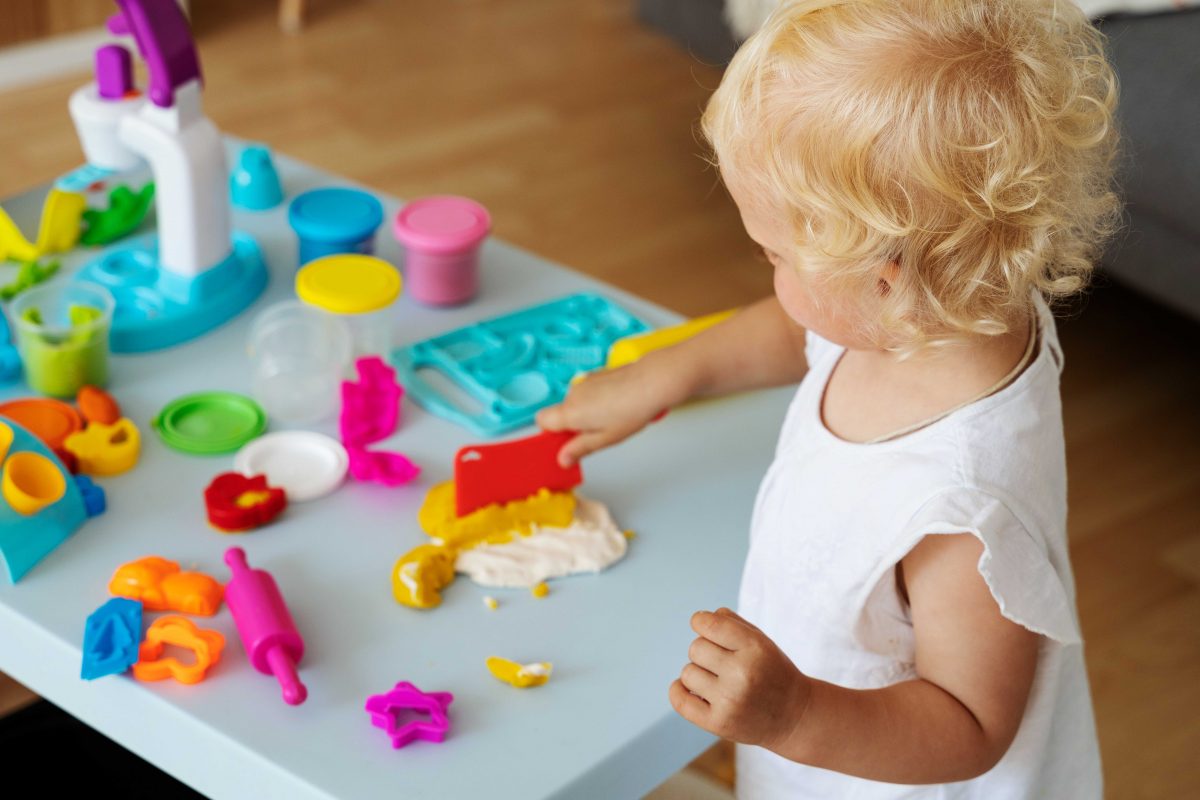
xmin=107 ymin=0 xmax=201 ymax=108
xmin=95 ymin=44 xmax=134 ymax=99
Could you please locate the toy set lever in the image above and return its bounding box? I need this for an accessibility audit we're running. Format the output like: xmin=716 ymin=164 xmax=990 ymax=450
xmin=108 ymin=0 xmax=202 ymax=108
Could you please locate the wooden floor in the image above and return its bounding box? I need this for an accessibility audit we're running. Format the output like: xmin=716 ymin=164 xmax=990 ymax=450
xmin=1 ymin=2 xmax=1197 ymax=796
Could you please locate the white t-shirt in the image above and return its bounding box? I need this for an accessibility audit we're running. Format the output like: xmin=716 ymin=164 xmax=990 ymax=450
xmin=736 ymin=298 xmax=1102 ymax=799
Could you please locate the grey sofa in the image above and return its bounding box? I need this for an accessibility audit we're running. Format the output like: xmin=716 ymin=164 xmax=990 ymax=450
xmin=637 ymin=1 xmax=1200 ymax=322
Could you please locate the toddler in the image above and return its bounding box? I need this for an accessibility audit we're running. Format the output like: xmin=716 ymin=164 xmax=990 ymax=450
xmin=538 ymin=0 xmax=1118 ymax=797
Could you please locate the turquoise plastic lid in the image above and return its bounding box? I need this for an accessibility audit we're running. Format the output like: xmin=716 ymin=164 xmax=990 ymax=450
xmin=288 ymin=188 xmax=384 ymax=243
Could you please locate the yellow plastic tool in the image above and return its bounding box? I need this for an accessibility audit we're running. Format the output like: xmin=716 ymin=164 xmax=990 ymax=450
xmin=605 ymin=309 xmax=736 ymax=369
xmin=64 ymin=417 xmax=141 ymax=476
xmin=2 ymin=451 xmax=68 ymax=516
xmin=0 ymin=422 xmax=12 ymax=464
xmin=0 ymin=190 xmax=85 ymax=262
xmin=486 ymin=656 xmax=553 ymax=688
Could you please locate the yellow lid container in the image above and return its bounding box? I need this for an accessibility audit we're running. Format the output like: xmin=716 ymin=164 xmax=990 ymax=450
xmin=295 ymin=254 xmax=402 ymax=315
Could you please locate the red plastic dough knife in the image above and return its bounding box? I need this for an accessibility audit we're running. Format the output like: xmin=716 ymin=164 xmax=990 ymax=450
xmin=453 ymin=430 xmax=583 ymax=517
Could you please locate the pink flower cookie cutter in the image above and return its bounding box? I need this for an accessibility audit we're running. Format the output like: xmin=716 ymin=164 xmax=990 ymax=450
xmin=364 ymin=681 xmax=454 ymax=748
xmin=340 ymin=357 xmax=421 ymax=487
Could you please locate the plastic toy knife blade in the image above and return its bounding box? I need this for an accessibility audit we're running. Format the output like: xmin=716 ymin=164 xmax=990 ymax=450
xmin=453 ymin=429 xmax=582 ymax=517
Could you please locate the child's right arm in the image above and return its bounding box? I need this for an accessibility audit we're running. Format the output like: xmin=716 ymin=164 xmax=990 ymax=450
xmin=537 ymin=295 xmax=808 ymax=466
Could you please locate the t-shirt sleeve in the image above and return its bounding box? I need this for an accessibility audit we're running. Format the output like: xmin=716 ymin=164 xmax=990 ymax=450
xmin=884 ymin=488 xmax=1082 ymax=646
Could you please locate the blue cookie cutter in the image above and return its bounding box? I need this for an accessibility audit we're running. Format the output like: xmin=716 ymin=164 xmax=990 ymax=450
xmin=390 ymin=293 xmax=649 ymax=437
xmin=82 ymin=597 xmax=143 ymax=680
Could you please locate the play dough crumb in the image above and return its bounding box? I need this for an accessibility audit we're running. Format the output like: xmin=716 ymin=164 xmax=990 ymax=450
xmin=486 ymin=656 xmax=552 ymax=688
xmin=531 ymin=582 xmax=549 ymax=599
xmin=483 ymin=596 xmax=498 ymax=611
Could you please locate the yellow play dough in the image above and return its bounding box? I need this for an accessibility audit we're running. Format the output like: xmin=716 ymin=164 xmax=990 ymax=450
xmin=417 ymin=481 xmax=575 ymax=549
xmin=486 ymin=656 xmax=552 ymax=688
xmin=391 ymin=544 xmax=457 ymax=609
xmin=392 ymin=482 xmax=576 ymax=609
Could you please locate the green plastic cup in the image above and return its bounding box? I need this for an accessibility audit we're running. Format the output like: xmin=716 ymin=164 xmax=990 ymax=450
xmin=11 ymin=281 xmax=115 ymax=398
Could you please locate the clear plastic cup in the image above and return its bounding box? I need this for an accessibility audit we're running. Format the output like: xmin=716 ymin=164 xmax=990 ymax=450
xmin=11 ymin=281 xmax=114 ymax=398
xmin=247 ymin=301 xmax=352 ymax=425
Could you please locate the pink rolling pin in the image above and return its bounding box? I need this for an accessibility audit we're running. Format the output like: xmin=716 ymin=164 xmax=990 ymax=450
xmin=224 ymin=547 xmax=308 ymax=706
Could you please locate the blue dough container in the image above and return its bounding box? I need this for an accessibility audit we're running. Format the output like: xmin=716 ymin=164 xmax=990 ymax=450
xmin=287 ymin=188 xmax=385 ymax=267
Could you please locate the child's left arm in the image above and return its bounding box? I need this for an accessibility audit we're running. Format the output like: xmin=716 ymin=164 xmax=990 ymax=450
xmin=670 ymin=533 xmax=1040 ymax=784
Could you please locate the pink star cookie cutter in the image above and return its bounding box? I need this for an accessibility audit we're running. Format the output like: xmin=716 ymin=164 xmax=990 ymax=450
xmin=364 ymin=681 xmax=454 ymax=748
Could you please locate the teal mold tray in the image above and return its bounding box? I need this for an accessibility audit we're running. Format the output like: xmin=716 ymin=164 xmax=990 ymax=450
xmin=0 ymin=418 xmax=89 ymax=583
xmin=390 ymin=293 xmax=649 ymax=437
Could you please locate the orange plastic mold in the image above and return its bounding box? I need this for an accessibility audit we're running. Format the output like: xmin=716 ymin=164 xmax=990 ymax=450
xmin=109 ymin=556 xmax=224 ymax=616
xmin=0 ymin=397 xmax=83 ymax=467
xmin=132 ymin=616 xmax=225 ymax=685
xmin=77 ymin=385 xmax=122 ymax=426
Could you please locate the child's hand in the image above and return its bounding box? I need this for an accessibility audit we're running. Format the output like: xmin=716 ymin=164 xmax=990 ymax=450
xmin=669 ymin=607 xmax=812 ymax=750
xmin=536 ymin=359 xmax=680 ymax=467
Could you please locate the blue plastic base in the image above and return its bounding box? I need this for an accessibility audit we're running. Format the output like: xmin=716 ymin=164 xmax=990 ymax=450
xmin=0 ymin=420 xmax=88 ymax=583
xmin=75 ymin=231 xmax=268 ymax=353
xmin=56 ymin=163 xmax=116 ymax=194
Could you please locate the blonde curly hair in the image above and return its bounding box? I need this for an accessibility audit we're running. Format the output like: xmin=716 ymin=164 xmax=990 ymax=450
xmin=702 ymin=0 xmax=1121 ymax=348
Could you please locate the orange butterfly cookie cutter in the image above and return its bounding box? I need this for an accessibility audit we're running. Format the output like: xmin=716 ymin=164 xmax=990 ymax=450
xmin=132 ymin=616 xmax=225 ymax=685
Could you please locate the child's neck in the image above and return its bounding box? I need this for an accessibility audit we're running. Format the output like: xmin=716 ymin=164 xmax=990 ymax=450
xmin=821 ymin=315 xmax=1035 ymax=444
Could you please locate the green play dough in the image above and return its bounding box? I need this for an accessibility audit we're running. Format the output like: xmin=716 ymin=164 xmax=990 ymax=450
xmin=80 ymin=183 xmax=155 ymax=247
xmin=18 ymin=303 xmax=109 ymax=398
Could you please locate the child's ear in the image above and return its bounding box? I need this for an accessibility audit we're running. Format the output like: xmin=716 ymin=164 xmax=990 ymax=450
xmin=877 ymin=260 xmax=901 ymax=296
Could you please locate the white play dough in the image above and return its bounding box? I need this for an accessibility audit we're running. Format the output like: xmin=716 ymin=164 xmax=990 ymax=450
xmin=455 ymin=496 xmax=627 ymax=588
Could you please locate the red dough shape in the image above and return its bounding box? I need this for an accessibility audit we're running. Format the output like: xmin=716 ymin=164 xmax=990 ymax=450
xmin=204 ymin=472 xmax=287 ymax=532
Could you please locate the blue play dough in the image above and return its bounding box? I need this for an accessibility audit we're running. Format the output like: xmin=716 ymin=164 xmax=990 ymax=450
xmin=81 ymin=597 xmax=143 ymax=680
xmin=390 ymin=293 xmax=649 ymax=437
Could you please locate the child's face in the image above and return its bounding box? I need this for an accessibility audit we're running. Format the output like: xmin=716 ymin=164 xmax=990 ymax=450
xmin=726 ymin=177 xmax=880 ymax=351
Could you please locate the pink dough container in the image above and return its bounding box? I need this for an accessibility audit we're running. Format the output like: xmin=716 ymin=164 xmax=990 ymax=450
xmin=392 ymin=196 xmax=491 ymax=306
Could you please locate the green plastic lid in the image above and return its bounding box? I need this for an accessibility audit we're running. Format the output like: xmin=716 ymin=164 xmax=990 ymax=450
xmin=152 ymin=392 xmax=267 ymax=455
